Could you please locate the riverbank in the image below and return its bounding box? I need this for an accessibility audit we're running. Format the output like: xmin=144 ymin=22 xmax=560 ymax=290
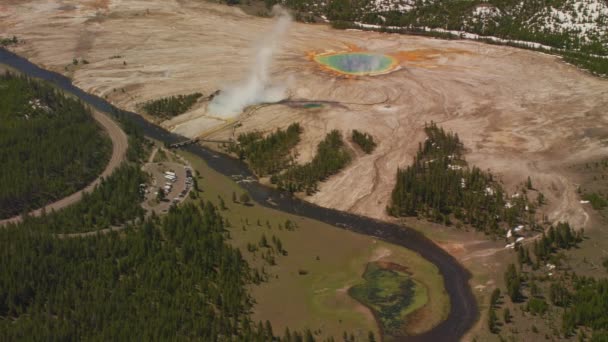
xmin=0 ymin=46 xmax=478 ymax=341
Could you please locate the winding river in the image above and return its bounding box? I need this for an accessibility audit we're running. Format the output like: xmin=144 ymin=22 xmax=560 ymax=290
xmin=1 ymin=47 xmax=477 ymax=341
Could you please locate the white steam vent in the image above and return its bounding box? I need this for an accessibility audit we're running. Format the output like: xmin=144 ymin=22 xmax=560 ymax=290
xmin=208 ymin=6 xmax=291 ymax=118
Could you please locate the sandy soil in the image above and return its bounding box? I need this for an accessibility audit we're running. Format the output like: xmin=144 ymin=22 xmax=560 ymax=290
xmin=3 ymin=0 xmax=607 ymax=250
xmin=0 ymin=107 xmax=128 ymax=226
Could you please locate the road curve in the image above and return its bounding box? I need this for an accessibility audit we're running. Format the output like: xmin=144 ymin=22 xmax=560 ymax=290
xmin=0 ymin=48 xmax=478 ymax=341
xmin=0 ymin=108 xmax=128 ymax=226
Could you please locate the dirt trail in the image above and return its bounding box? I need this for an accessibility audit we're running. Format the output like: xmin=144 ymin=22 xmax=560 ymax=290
xmin=0 ymin=108 xmax=128 ymax=226
xmin=56 ymin=225 xmax=127 ymax=238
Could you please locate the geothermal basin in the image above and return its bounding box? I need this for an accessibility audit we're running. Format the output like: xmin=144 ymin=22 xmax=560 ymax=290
xmin=314 ymin=52 xmax=398 ymax=76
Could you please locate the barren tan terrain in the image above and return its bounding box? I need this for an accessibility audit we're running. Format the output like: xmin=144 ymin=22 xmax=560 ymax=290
xmin=3 ymin=0 xmax=607 ymax=262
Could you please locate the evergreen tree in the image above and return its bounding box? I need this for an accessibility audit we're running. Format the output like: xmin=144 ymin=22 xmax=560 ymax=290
xmin=240 ymin=192 xmax=251 ymax=205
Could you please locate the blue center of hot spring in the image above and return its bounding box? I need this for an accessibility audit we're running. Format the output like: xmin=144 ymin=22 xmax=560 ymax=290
xmin=315 ymin=53 xmax=395 ymax=75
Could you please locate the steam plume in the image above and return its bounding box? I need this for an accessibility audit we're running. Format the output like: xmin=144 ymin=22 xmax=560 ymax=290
xmin=208 ymin=6 xmax=291 ymax=117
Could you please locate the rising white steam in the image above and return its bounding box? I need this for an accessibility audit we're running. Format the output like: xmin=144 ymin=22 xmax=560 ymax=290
xmin=208 ymin=6 xmax=291 ymax=117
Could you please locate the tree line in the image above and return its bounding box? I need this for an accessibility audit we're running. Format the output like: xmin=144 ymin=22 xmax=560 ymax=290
xmin=140 ymin=92 xmax=203 ymax=118
xmin=0 ymin=72 xmax=112 ymax=219
xmin=486 ymin=221 xmax=608 ymax=339
xmin=0 ymin=36 xmax=18 ymax=46
xmin=352 ymin=129 xmax=377 ymax=154
xmin=1 ymin=108 xmax=151 ymax=234
xmin=230 ymin=123 xmax=302 ymax=176
xmin=273 ymin=0 xmax=608 ymax=76
xmin=0 ymin=194 xmax=360 ymax=341
xmin=388 ymin=122 xmax=537 ymax=235
xmin=0 ymin=202 xmax=250 ymax=340
xmin=230 ymin=125 xmax=352 ymax=196
xmin=3 ymin=164 xmax=148 ymax=234
xmin=274 ymin=130 xmax=352 ymax=195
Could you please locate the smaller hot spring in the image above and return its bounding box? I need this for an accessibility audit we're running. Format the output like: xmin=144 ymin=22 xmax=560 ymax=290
xmin=302 ymin=103 xmax=323 ymax=109
xmin=314 ymin=52 xmax=398 ymax=76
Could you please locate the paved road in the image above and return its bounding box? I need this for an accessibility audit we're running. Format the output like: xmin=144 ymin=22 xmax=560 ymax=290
xmin=0 ymin=108 xmax=128 ymax=226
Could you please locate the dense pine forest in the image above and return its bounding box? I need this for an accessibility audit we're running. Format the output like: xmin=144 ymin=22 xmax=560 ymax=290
xmin=230 ymin=123 xmax=302 ymax=175
xmin=352 ymin=129 xmax=377 ymax=154
xmin=0 ymin=72 xmax=112 ymax=220
xmin=7 ymin=164 xmax=148 ymax=233
xmin=388 ymin=122 xmax=537 ymax=235
xmin=0 ymin=202 xmax=255 ymax=340
xmin=140 ymin=92 xmax=203 ymax=118
xmin=275 ymin=130 xmax=352 ymax=195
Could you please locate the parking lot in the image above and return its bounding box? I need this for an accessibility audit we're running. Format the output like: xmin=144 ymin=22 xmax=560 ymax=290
xmin=141 ymin=161 xmax=194 ymax=214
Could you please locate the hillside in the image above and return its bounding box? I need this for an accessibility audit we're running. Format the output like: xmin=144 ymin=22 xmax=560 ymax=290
xmin=273 ymin=0 xmax=608 ymax=73
xmin=280 ymin=0 xmax=608 ymax=51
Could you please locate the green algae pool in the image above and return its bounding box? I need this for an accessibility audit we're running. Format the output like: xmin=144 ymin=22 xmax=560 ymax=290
xmin=314 ymin=52 xmax=397 ymax=76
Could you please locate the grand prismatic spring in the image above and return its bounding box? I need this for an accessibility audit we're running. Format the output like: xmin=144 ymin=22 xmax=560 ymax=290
xmin=314 ymin=52 xmax=399 ymax=76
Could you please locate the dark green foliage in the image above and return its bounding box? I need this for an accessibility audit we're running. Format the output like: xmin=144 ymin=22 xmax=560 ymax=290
xmin=0 ymin=72 xmax=112 ymax=219
xmin=562 ymin=276 xmax=608 ymax=337
xmin=118 ymin=116 xmax=149 ymax=163
xmin=527 ymin=298 xmax=548 ymax=316
xmin=230 ymin=126 xmax=350 ymax=195
xmin=582 ymin=192 xmax=608 ymax=210
xmin=561 ymin=51 xmax=608 ymax=77
xmin=549 ymin=282 xmax=571 ymax=307
xmin=141 ymin=92 xmax=203 ymax=118
xmin=388 ymin=122 xmax=532 ymax=234
xmin=503 ymin=308 xmax=511 ymax=324
xmin=0 ymin=203 xmax=253 ymax=339
xmin=304 ymin=0 xmax=606 ymax=55
xmin=533 ymin=222 xmax=582 ymax=262
xmin=529 ymin=280 xmax=541 ymax=298
xmin=157 ymin=188 xmax=165 ymax=201
xmin=490 ymin=288 xmax=501 ymax=308
xmin=517 ymin=245 xmax=532 ymax=267
xmin=592 ymin=331 xmax=608 ymax=342
xmin=352 ymin=129 xmax=377 ymax=154
xmin=504 ymin=264 xmax=521 ymax=302
xmin=277 ymin=130 xmax=352 ymax=195
xmin=11 ymin=164 xmax=146 ymax=233
xmin=240 ymin=192 xmax=251 ymax=205
xmin=0 ymin=36 xmax=18 ymax=46
xmin=231 ymin=123 xmax=302 ymax=176
xmin=603 ymin=258 xmax=608 ymax=272
xmin=488 ymin=307 xmax=498 ymax=333
xmin=280 ymin=0 xmax=608 ymax=76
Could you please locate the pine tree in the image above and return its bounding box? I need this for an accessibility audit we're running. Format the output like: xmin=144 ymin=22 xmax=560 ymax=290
xmin=240 ymin=192 xmax=251 ymax=205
